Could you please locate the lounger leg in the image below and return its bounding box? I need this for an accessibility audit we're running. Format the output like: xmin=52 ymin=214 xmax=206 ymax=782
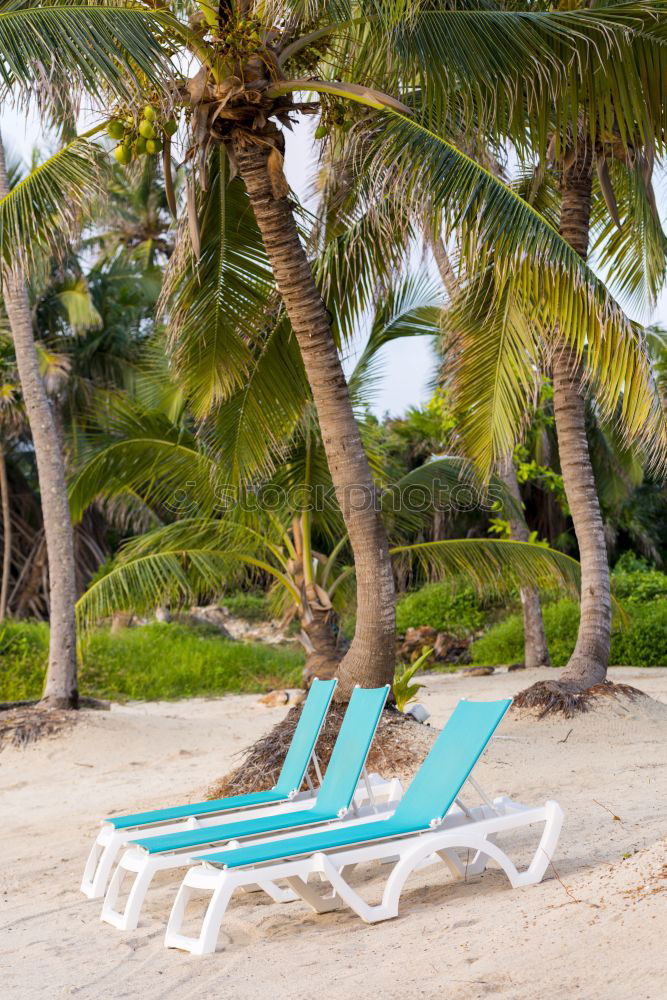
xmin=165 ymin=870 xmax=236 ymax=955
xmin=283 ymin=875 xmax=341 ymax=914
xmin=101 ymin=854 xmax=161 ymax=930
xmin=81 ymin=833 xmax=125 ymax=899
xmin=462 ymin=837 xmax=498 ymax=877
xmin=514 ymin=800 xmax=565 ymax=887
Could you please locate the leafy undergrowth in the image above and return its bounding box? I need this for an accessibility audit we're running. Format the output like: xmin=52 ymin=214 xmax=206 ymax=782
xmin=470 ymin=598 xmax=667 ymax=667
xmin=0 ymin=621 xmax=304 ymax=702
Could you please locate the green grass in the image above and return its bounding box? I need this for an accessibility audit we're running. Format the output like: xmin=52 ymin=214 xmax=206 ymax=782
xmin=0 ymin=621 xmax=304 ymax=702
xmin=220 ymin=592 xmax=271 ymax=622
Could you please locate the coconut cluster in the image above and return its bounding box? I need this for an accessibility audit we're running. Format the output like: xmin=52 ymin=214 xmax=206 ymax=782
xmin=218 ymin=15 xmax=263 ymax=59
xmin=314 ymin=100 xmax=356 ymax=140
xmin=109 ymin=106 xmax=178 ymax=165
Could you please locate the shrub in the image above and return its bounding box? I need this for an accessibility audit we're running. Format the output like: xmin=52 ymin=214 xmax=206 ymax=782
xmin=0 ymin=621 xmax=49 ymax=701
xmin=610 ymin=603 xmax=667 ymax=665
xmin=611 ymin=554 xmax=667 ymax=605
xmin=470 ymin=598 xmax=667 ymax=667
xmin=396 ymin=582 xmax=486 ymax=636
xmin=220 ymin=592 xmax=271 ymax=621
xmin=0 ymin=621 xmax=303 ymax=702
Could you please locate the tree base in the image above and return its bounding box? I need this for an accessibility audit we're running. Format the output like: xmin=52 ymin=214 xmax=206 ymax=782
xmin=208 ymin=703 xmax=435 ymax=799
xmin=0 ymin=704 xmax=79 ymax=749
xmin=40 ymin=693 xmax=79 ymax=710
xmin=513 ymin=679 xmax=644 ymax=719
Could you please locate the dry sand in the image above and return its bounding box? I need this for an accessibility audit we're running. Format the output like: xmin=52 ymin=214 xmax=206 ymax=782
xmin=1 ymin=666 xmax=666 ymax=1000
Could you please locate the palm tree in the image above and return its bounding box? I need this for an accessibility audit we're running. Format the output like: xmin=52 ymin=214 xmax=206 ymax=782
xmin=0 ymin=1 xmax=175 ymax=704
xmin=0 ymin=139 xmax=79 ymax=705
xmin=516 ymin=11 xmax=667 ymax=704
xmin=345 ymin=5 xmax=667 ymax=705
xmin=426 ymin=157 xmax=665 ymax=705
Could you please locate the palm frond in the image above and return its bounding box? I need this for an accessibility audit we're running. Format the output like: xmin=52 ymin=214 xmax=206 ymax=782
xmin=68 ymin=400 xmax=218 ymax=522
xmin=440 ymin=269 xmax=542 ymax=478
xmin=590 ymin=153 xmax=667 ymax=315
xmin=0 ymin=132 xmax=106 ymax=266
xmin=362 ymin=5 xmax=667 ymax=155
xmin=205 ymin=316 xmax=309 ymax=484
xmin=348 ymin=273 xmax=444 ymax=405
xmin=381 ymin=455 xmax=523 ymax=537
xmin=76 ymin=516 xmax=299 ymax=629
xmin=390 ymin=537 xmax=581 ymax=600
xmin=0 ymin=3 xmax=176 ymax=103
xmin=161 ymin=148 xmax=275 ymax=416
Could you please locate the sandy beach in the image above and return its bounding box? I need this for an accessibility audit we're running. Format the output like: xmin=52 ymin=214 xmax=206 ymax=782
xmin=2 ymin=666 xmax=666 ymax=1000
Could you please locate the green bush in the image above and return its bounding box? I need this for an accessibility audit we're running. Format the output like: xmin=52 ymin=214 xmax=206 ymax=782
xmin=470 ymin=598 xmax=667 ymax=667
xmin=0 ymin=621 xmax=50 ymax=701
xmin=0 ymin=621 xmax=303 ymax=702
xmin=610 ymin=603 xmax=667 ymax=665
xmin=396 ymin=582 xmax=486 ymax=636
xmin=220 ymin=592 xmax=271 ymax=621
xmin=611 ymin=553 xmax=667 ymax=605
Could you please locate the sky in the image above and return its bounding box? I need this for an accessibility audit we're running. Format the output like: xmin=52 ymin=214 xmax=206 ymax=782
xmin=2 ymin=105 xmax=666 ymax=421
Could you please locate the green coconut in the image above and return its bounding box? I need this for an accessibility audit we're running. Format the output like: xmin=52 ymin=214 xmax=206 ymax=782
xmin=139 ymin=120 xmax=157 ymax=140
xmin=114 ymin=144 xmax=132 ymax=165
xmin=145 ymin=138 xmax=162 ymax=155
xmin=107 ymin=120 xmax=125 ymax=140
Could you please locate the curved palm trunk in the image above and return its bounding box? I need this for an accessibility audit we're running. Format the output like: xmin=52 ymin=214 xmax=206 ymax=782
xmin=0 ymin=138 xmax=78 ymax=707
xmin=552 ymin=147 xmax=610 ymax=688
xmin=0 ymin=446 xmax=11 ymax=619
xmin=497 ymin=454 xmax=550 ymax=668
xmin=432 ymin=234 xmax=550 ymax=668
xmin=232 ymin=131 xmax=395 ymax=699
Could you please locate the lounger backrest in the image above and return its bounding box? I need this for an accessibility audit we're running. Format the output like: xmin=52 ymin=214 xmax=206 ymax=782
xmin=311 ymin=685 xmax=390 ymax=816
xmin=390 ymin=698 xmax=511 ymax=831
xmin=273 ymin=677 xmax=337 ymax=797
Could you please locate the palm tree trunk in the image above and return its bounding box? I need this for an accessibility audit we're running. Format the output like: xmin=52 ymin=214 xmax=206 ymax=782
xmin=552 ymin=145 xmax=611 ymax=689
xmin=0 ymin=446 xmax=11 ymax=619
xmin=497 ymin=454 xmax=550 ymax=667
xmin=300 ymin=603 xmax=342 ymax=686
xmin=0 ymin=138 xmax=78 ymax=707
xmin=232 ymin=131 xmax=395 ymax=699
xmin=431 ymin=234 xmax=550 ymax=668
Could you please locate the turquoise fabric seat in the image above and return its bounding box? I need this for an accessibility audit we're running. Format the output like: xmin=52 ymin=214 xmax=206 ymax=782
xmin=106 ymin=678 xmax=337 ymax=831
xmin=197 ymin=698 xmax=511 ymax=870
xmin=131 ymin=685 xmax=389 ymax=854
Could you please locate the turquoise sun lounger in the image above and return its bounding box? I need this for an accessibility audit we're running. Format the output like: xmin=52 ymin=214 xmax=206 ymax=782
xmin=100 ymin=685 xmax=396 ymax=930
xmin=81 ymin=677 xmax=338 ymax=899
xmin=165 ymin=698 xmax=565 ymax=955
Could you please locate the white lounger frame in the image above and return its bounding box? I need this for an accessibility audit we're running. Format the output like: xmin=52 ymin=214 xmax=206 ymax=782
xmin=81 ymin=742 xmax=391 ymax=901
xmin=99 ymin=773 xmax=403 ymax=930
xmin=82 ymin=783 xmax=318 ymax=901
xmin=165 ymin=796 xmax=564 ymax=955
